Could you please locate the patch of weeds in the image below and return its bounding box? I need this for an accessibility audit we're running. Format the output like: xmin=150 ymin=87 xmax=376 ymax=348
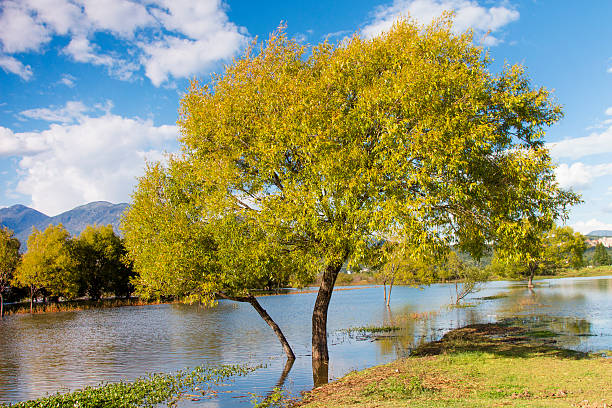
xmin=250 ymin=387 xmax=294 ymax=408
xmin=477 ymin=294 xmax=508 ymax=300
xmin=478 ymin=383 xmax=526 ymax=399
xmin=526 ymin=330 xmax=558 ymax=338
xmin=449 ymin=303 xmax=477 ymax=309
xmin=362 ymin=376 xmax=433 ymax=399
xmin=342 ymin=325 xmax=401 ymax=334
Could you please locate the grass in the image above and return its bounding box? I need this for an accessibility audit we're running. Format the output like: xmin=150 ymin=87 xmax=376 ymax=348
xmin=296 ymin=323 xmax=612 ymax=408
xmin=534 ymin=265 xmax=612 ymax=280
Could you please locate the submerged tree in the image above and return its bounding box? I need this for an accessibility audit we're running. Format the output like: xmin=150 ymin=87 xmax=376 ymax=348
xmin=122 ymin=161 xmax=307 ymax=360
xmin=372 ymin=239 xmax=434 ymax=306
xmin=125 ymin=15 xmax=577 ymax=384
xmin=0 ymin=227 xmax=21 ymax=318
xmin=492 ymin=224 xmax=584 ymax=287
xmin=438 ymin=251 xmax=488 ymax=304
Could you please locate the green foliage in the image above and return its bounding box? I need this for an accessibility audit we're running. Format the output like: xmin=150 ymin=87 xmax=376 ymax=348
xmin=122 ymin=159 xmax=309 ymax=305
xmin=491 ymin=224 xmax=586 ymax=281
xmin=124 ymin=16 xmax=578 ymax=360
xmin=439 ymin=252 xmax=489 ymax=303
xmin=1 ymin=364 xmax=256 ymax=408
xmin=13 ymin=224 xmax=78 ymax=300
xmin=73 ymin=225 xmax=134 ymax=300
xmin=373 ymin=239 xmax=436 ymax=287
xmin=591 ymin=242 xmax=611 ymax=266
xmin=0 ymin=227 xmax=20 ymax=293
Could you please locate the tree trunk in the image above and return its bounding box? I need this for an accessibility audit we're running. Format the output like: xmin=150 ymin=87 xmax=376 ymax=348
xmin=312 ymin=257 xmax=345 ymax=385
xmin=0 ymin=292 xmax=3 ymax=319
xmin=386 ymin=275 xmax=395 ymax=307
xmin=527 ymin=266 xmax=535 ymax=288
xmin=29 ymin=286 xmax=34 ymax=314
xmin=383 ymin=282 xmax=387 ymax=304
xmin=217 ymin=292 xmax=295 ymax=360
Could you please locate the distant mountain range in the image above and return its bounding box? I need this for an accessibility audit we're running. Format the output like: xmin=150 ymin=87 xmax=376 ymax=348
xmin=0 ymin=201 xmax=129 ymax=250
xmin=586 ymin=230 xmax=612 ymax=237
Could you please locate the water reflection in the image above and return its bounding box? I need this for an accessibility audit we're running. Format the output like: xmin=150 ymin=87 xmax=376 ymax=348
xmin=0 ymin=276 xmax=611 ymax=406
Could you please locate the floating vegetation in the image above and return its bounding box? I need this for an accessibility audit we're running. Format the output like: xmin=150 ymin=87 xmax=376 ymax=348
xmin=447 ymin=302 xmax=477 ymax=309
xmin=526 ymin=330 xmax=559 ymax=338
xmin=476 ymin=294 xmax=508 ymax=301
xmin=1 ymin=364 xmax=258 ymax=408
xmin=342 ymin=325 xmax=401 ymax=335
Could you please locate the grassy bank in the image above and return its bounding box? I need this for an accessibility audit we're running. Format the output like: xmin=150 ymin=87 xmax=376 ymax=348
xmin=2 ymin=297 xmax=169 ymax=316
xmin=534 ymin=265 xmax=612 ymax=280
xmin=297 ymin=324 xmax=612 ymax=408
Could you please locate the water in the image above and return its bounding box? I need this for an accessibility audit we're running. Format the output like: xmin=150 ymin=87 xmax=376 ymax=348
xmin=1 ymin=276 xmax=611 ymax=406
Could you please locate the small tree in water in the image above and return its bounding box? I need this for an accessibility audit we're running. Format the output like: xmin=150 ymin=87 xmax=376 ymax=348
xmin=124 ymin=15 xmax=578 ymax=385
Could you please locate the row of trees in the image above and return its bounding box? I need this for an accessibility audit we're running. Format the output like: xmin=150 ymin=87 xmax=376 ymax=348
xmin=0 ymin=224 xmax=133 ymax=317
xmin=371 ymin=224 xmax=590 ymax=306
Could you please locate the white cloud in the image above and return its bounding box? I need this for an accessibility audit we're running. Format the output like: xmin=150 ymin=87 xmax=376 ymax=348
xmin=59 ymin=73 xmax=76 ymax=87
xmin=571 ymin=219 xmax=612 ymax=235
xmin=554 ymin=162 xmax=612 ymax=190
xmin=0 ymin=0 xmax=248 ymax=85
xmin=0 ymin=126 xmax=48 ymax=157
xmin=0 ymin=54 xmax=33 ymax=80
xmin=79 ymin=0 xmax=154 ymax=38
xmin=548 ymin=125 xmax=612 ymax=160
xmin=20 ymin=101 xmax=89 ymax=123
xmin=361 ymin=0 xmax=519 ymax=44
xmin=7 ymin=107 xmax=178 ymax=215
xmin=606 ymin=107 xmax=612 ymax=116
xmin=0 ymin=1 xmax=50 ymax=53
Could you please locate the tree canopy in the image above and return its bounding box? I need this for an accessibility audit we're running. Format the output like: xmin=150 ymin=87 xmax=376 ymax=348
xmin=0 ymin=226 xmax=21 ymax=317
xmin=73 ymin=224 xmax=134 ymax=300
xmin=592 ymin=242 xmax=611 ymax=266
xmin=13 ymin=224 xmax=78 ymax=303
xmin=491 ymin=224 xmax=586 ymax=286
xmin=123 ymin=15 xmax=578 ymax=383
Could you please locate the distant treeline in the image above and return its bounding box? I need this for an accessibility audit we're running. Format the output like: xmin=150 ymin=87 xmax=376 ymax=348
xmin=0 ymin=224 xmax=134 ymax=317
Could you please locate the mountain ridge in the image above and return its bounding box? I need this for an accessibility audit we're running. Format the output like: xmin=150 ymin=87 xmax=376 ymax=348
xmin=0 ymin=201 xmax=129 ymax=250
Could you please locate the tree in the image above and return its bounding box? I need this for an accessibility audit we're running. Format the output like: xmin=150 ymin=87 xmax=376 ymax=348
xmin=492 ymin=224 xmax=585 ymax=287
xmin=73 ymin=225 xmax=134 ymax=300
xmin=13 ymin=224 xmax=77 ymax=311
xmin=0 ymin=227 xmax=21 ymax=318
xmin=372 ymin=239 xmax=434 ymax=306
xmin=439 ymin=251 xmax=488 ymax=304
xmin=122 ymin=161 xmax=305 ymax=360
xmin=125 ymin=15 xmax=577 ymax=385
xmin=592 ymin=242 xmax=611 ymax=266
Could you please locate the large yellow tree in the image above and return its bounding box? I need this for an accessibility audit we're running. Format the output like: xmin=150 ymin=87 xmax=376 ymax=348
xmin=123 ymin=16 xmax=578 ymax=385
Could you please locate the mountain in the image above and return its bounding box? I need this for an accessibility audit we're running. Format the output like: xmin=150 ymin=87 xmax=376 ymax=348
xmin=587 ymin=230 xmax=612 ymax=237
xmin=0 ymin=201 xmax=129 ymax=250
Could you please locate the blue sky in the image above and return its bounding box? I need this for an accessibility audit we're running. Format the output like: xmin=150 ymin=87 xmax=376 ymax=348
xmin=0 ymin=0 xmax=611 ymax=234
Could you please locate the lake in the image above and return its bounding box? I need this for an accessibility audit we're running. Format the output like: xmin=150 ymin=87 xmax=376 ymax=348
xmin=1 ymin=276 xmax=611 ymax=406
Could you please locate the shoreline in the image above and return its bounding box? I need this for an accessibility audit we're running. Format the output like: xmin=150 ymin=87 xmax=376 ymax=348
xmin=3 ymin=268 xmax=611 ymax=316
xmin=295 ymin=323 xmax=612 ymax=408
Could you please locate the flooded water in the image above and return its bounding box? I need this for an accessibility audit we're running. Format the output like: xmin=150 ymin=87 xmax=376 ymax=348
xmin=1 ymin=276 xmax=611 ymax=406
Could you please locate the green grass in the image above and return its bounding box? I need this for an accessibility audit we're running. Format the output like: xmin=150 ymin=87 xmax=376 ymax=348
xmin=297 ymin=323 xmax=612 ymax=408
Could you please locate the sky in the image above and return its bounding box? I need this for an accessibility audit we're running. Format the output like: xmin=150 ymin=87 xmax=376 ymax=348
xmin=0 ymin=0 xmax=611 ymax=235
